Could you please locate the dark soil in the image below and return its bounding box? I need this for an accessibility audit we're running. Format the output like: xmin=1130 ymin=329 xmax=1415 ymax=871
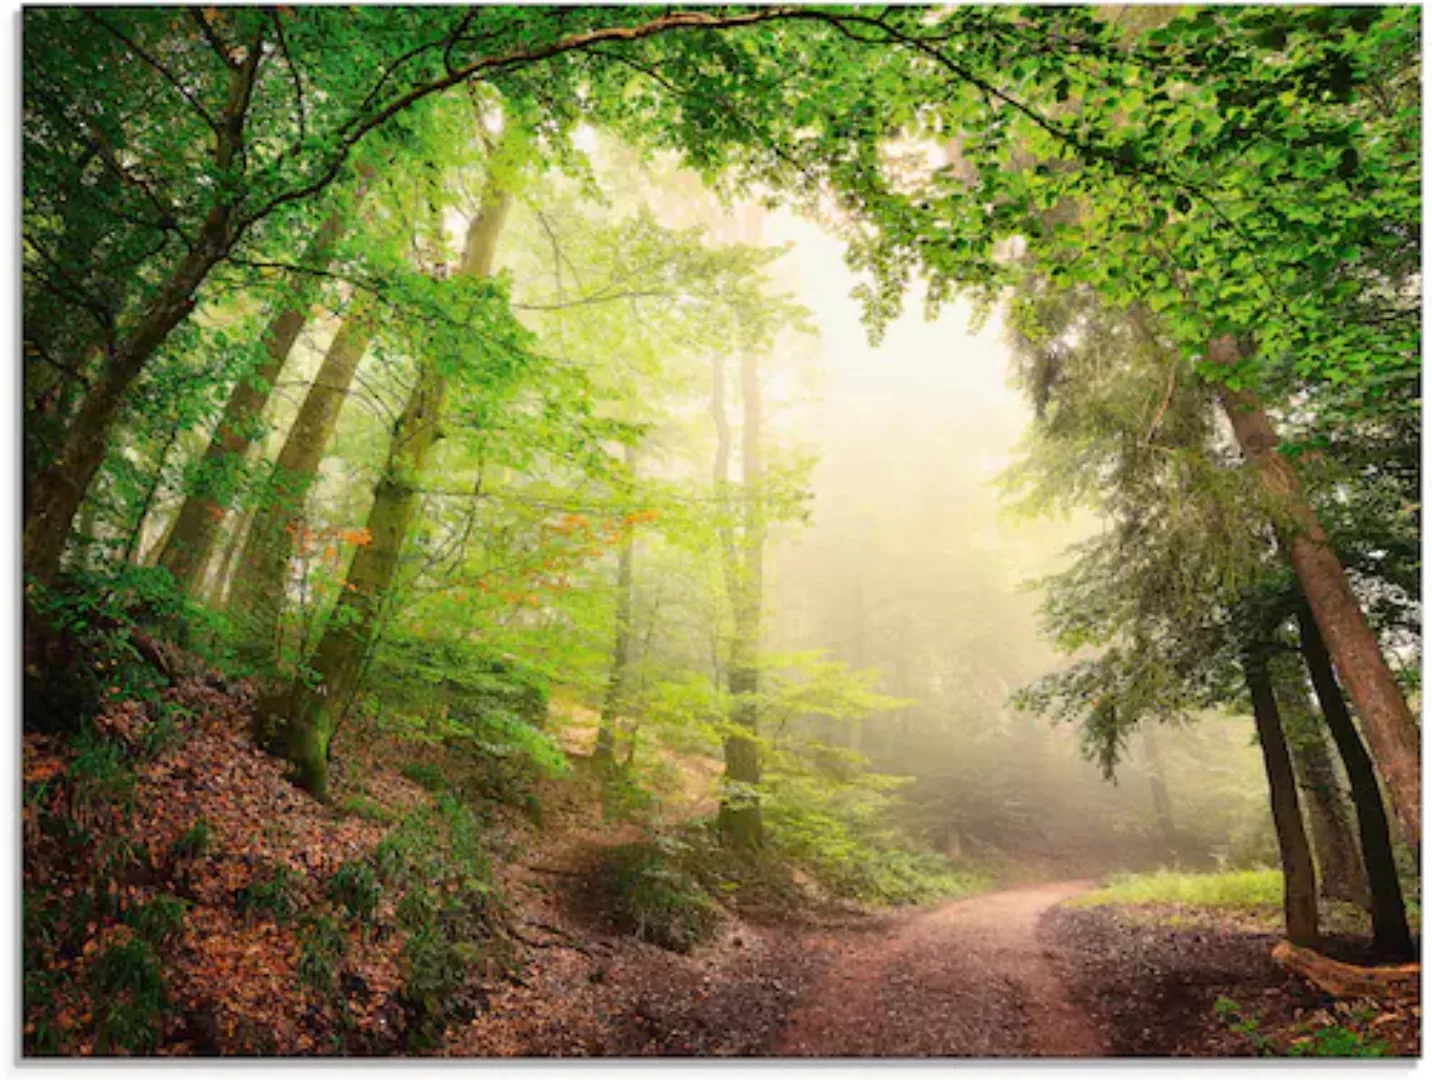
xmin=1040 ymin=904 xmax=1421 ymax=1057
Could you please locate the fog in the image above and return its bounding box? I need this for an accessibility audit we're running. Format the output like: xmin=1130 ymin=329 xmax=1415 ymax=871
xmin=757 ymin=208 xmax=1275 ymax=875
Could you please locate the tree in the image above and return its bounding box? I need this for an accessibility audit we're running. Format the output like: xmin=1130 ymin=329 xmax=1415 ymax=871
xmin=21 ymin=6 xmax=797 ymax=586
xmin=154 ymin=198 xmax=358 ymax=593
xmin=1298 ymin=607 xmax=1413 ymax=957
xmin=1243 ymin=646 xmax=1320 ymax=946
xmin=257 ymin=168 xmax=516 ymax=799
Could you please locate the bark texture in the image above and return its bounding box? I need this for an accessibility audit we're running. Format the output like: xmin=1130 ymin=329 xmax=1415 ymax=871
xmin=1284 ymin=704 xmax=1368 ymax=909
xmin=156 ymin=208 xmax=351 ymax=593
xmin=263 ymin=187 xmax=511 ymax=800
xmin=1210 ymin=335 xmax=1421 ymax=852
xmin=229 ymin=306 xmax=377 ymax=664
xmin=24 ymin=51 xmax=264 ymax=586
xmin=1244 ymin=648 xmax=1320 ymax=947
xmin=1299 ymin=607 xmax=1414 ymax=958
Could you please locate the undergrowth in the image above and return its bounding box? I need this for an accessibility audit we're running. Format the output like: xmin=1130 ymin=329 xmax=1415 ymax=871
xmin=1074 ymin=868 xmax=1285 ymax=910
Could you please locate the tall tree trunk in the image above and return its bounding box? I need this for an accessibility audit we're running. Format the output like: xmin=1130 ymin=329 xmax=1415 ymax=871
xmin=123 ymin=426 xmax=182 ymax=565
xmin=1298 ymin=607 xmax=1414 ymax=958
xmin=258 ymin=188 xmax=511 ymax=801
xmin=23 ymin=51 xmax=264 ymax=587
xmin=1210 ymin=335 xmax=1421 ymax=851
xmin=718 ymin=221 xmax=767 ymax=846
xmin=156 ymin=208 xmax=352 ymax=593
xmin=1280 ymin=687 xmax=1369 ymax=909
xmin=228 ymin=305 xmax=377 ymax=664
xmin=1141 ymin=727 xmax=1177 ymax=851
xmin=206 ymin=507 xmax=254 ymax=608
xmin=1244 ymin=647 xmax=1320 ymax=947
xmin=595 ymin=442 xmax=639 ymax=768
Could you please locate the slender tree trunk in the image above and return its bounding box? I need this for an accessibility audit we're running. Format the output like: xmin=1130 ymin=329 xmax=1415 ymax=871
xmin=1211 ymin=336 xmax=1421 ymax=851
xmin=595 ymin=442 xmax=639 ymax=768
xmin=25 ymin=229 xmax=227 ymax=586
xmin=1141 ymin=727 xmax=1177 ymax=851
xmin=1243 ymin=647 xmax=1320 ymax=947
xmin=156 ymin=208 xmax=352 ymax=593
xmin=1282 ymin=692 xmax=1369 ymax=909
xmin=1298 ymin=607 xmax=1414 ymax=958
xmin=206 ymin=507 xmax=254 ymax=608
xmin=23 ymin=52 xmax=264 ymax=587
xmin=123 ymin=425 xmax=183 ymax=566
xmin=718 ymin=273 xmax=767 ymax=847
xmin=258 ymin=188 xmax=511 ymax=801
xmin=228 ymin=305 xmax=377 ymax=664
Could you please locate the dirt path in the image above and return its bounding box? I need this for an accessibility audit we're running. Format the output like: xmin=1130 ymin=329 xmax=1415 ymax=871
xmin=778 ymin=880 xmax=1106 ymax=1058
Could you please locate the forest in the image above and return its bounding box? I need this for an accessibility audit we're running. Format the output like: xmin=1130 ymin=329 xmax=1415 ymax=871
xmin=20 ymin=3 xmax=1421 ymax=1059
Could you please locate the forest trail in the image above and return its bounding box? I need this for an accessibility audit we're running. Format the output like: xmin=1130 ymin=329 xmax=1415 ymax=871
xmin=778 ymin=880 xmax=1106 ymax=1057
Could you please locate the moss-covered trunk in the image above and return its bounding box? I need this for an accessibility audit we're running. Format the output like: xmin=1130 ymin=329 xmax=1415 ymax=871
xmin=262 ymin=188 xmax=511 ymax=801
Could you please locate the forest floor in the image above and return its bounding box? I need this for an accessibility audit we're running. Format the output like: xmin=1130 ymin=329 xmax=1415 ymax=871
xmin=22 ymin=659 xmax=1419 ymax=1058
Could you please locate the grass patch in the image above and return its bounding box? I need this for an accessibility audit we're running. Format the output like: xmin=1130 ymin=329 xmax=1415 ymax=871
xmin=1075 ymin=868 xmax=1283 ymax=910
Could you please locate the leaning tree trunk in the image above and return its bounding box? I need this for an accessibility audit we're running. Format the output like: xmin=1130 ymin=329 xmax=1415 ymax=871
xmin=156 ymin=206 xmax=353 ymax=594
xmin=1280 ymin=688 xmax=1369 ymax=910
xmin=1210 ymin=336 xmax=1421 ymax=852
xmin=23 ymin=52 xmax=264 ymax=587
xmin=258 ymin=188 xmax=511 ymax=801
xmin=1298 ymin=607 xmax=1414 ymax=958
xmin=228 ymin=305 xmax=377 ymax=665
xmin=595 ymin=441 xmax=639 ymax=769
xmin=1244 ymin=647 xmax=1320 ymax=947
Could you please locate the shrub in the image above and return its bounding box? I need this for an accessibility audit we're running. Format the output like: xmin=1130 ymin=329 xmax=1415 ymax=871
xmin=401 ymin=763 xmax=448 ymax=794
xmin=329 ymin=861 xmax=380 ymax=922
xmin=339 ymin=793 xmax=396 ymax=824
xmin=1076 ymin=868 xmax=1284 ymax=910
xmin=602 ymin=841 xmax=719 ymax=953
xmin=235 ymin=864 xmax=301 ymax=924
xmin=91 ymin=937 xmax=166 ymax=1055
xmin=124 ymin=894 xmax=188 ymax=947
xmin=170 ymin=817 xmax=211 ymax=861
xmin=67 ymin=728 xmax=136 ymax=827
xmin=298 ymin=914 xmax=347 ymax=997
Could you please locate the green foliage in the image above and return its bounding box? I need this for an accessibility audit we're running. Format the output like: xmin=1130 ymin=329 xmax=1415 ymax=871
xmin=67 ymin=728 xmax=137 ymax=828
xmin=1076 ymin=868 xmax=1284 ymax=910
xmin=91 ymin=937 xmax=166 ymax=1055
xmin=298 ymin=914 xmax=348 ymax=998
xmin=123 ymin=895 xmax=188 ymax=948
xmin=375 ymin=797 xmax=508 ymax=1048
xmin=339 ymin=793 xmax=397 ymax=825
xmin=170 ymin=817 xmax=211 ymax=862
xmin=400 ymin=763 xmax=449 ymax=796
xmin=328 ymin=861 xmax=380 ymax=923
xmin=1215 ymin=996 xmax=1389 ymax=1058
xmin=765 ymin=769 xmax=985 ymax=906
xmin=600 ymin=769 xmax=658 ymax=823
xmin=601 ymin=840 xmax=720 ymax=953
xmin=235 ymin=865 xmax=301 ymax=925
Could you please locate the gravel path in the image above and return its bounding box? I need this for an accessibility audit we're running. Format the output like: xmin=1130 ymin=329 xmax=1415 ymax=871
xmin=778 ymin=880 xmax=1106 ymax=1057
